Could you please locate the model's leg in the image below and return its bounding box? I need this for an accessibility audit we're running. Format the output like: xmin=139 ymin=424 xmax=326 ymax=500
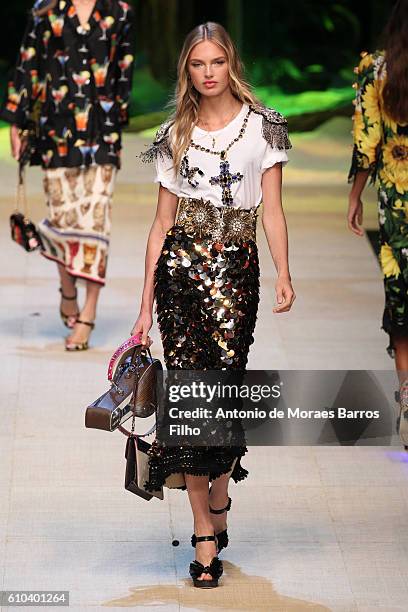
xmin=65 ymin=279 xmax=100 ymax=345
xmin=44 ymin=166 xmax=79 ymax=324
xmin=209 ymin=472 xmax=231 ymax=534
xmin=57 ymin=263 xmax=79 ymax=320
xmin=185 ymin=473 xmax=217 ymax=582
xmin=394 ymin=336 xmax=408 ymax=384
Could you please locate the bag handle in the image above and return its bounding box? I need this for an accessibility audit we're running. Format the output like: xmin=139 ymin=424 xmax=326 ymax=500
xmin=107 ymin=332 xmax=148 ymax=381
xmin=15 ymin=161 xmax=29 ymax=218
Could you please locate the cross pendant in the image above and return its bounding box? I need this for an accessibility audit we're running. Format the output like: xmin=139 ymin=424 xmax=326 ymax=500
xmin=209 ymin=158 xmax=243 ymax=207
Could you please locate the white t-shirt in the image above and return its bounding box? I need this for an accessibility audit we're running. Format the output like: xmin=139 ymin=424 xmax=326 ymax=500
xmin=153 ymin=102 xmax=289 ymax=210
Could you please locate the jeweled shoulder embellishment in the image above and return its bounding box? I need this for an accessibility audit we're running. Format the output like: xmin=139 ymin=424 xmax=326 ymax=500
xmin=250 ymin=103 xmax=292 ymax=151
xmin=139 ymin=120 xmax=174 ymax=163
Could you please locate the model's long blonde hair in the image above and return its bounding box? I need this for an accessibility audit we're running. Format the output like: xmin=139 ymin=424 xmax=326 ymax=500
xmin=166 ymin=22 xmax=263 ymax=176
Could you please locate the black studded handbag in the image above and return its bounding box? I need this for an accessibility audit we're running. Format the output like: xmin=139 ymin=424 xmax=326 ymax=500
xmin=10 ymin=92 xmax=44 ymax=253
xmin=10 ymin=158 xmax=44 ymax=253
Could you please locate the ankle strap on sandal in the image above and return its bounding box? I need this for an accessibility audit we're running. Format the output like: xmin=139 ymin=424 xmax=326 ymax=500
xmin=194 ymin=535 xmax=216 ymax=543
xmin=59 ymin=287 xmax=77 ymax=300
xmin=75 ymin=318 xmax=95 ymax=329
xmin=209 ymin=496 xmax=231 ymax=514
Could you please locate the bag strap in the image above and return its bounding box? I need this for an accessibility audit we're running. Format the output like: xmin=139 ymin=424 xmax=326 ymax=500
xmin=15 ymin=161 xmax=29 ymax=218
xmin=13 ymin=79 xmax=44 ymax=217
xmin=118 ymin=420 xmax=157 ymax=438
xmin=117 ymin=422 xmax=157 ymax=438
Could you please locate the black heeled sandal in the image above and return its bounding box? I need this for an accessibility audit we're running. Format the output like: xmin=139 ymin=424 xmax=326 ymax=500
xmin=189 ymin=534 xmax=223 ymax=588
xmin=59 ymin=287 xmax=79 ymax=329
xmin=209 ymin=494 xmax=231 ymax=552
xmin=191 ymin=491 xmax=232 ymax=553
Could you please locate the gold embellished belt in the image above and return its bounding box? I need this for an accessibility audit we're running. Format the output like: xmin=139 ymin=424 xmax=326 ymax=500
xmin=175 ymin=197 xmax=258 ymax=243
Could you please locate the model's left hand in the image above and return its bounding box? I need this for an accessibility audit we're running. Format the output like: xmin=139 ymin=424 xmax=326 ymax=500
xmin=273 ymin=277 xmax=296 ymax=313
xmin=10 ymin=124 xmax=27 ymax=161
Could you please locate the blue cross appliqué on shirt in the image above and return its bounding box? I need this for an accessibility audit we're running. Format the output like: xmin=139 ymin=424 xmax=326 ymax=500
xmin=209 ymin=160 xmax=243 ymax=206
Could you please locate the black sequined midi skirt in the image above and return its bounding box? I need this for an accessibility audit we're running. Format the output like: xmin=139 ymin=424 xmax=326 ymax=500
xmin=144 ymin=197 xmax=260 ymax=492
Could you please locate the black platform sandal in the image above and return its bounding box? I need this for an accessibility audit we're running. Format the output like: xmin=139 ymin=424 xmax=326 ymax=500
xmin=59 ymin=287 xmax=79 ymax=329
xmin=191 ymin=492 xmax=232 ymax=553
xmin=189 ymin=535 xmax=223 ymax=588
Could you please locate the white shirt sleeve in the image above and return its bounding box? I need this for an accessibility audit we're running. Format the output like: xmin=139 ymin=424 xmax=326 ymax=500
xmin=153 ymin=153 xmax=180 ymax=196
xmin=261 ymin=143 xmax=289 ymax=173
xmin=152 ymin=125 xmax=180 ymax=196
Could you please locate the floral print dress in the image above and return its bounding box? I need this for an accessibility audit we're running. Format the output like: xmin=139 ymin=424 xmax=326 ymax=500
xmin=349 ymin=49 xmax=408 ymax=358
xmin=0 ymin=0 xmax=135 ymax=285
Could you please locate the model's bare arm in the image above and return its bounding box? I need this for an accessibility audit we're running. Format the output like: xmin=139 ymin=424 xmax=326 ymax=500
xmin=9 ymin=125 xmax=25 ymax=160
xmin=261 ymin=163 xmax=295 ymax=313
xmin=347 ymin=169 xmax=370 ymax=236
xmin=131 ymin=185 xmax=179 ymax=344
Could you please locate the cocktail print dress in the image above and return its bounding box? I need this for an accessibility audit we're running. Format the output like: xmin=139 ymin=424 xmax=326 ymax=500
xmin=139 ymin=102 xmax=292 ymax=491
xmin=0 ymin=0 xmax=135 ymax=285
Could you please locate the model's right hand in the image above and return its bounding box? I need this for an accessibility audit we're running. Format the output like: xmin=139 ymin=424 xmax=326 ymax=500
xmin=10 ymin=124 xmax=27 ymax=161
xmin=130 ymin=311 xmax=153 ymax=347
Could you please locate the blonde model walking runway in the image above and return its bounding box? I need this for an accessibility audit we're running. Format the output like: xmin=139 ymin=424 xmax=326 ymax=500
xmin=132 ymin=21 xmax=295 ymax=588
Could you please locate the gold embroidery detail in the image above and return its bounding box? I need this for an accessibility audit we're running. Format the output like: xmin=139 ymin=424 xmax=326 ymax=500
xmin=176 ymin=197 xmax=257 ymax=243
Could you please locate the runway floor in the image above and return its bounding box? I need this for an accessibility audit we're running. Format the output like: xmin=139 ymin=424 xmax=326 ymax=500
xmin=1 ymin=118 xmax=408 ymax=611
